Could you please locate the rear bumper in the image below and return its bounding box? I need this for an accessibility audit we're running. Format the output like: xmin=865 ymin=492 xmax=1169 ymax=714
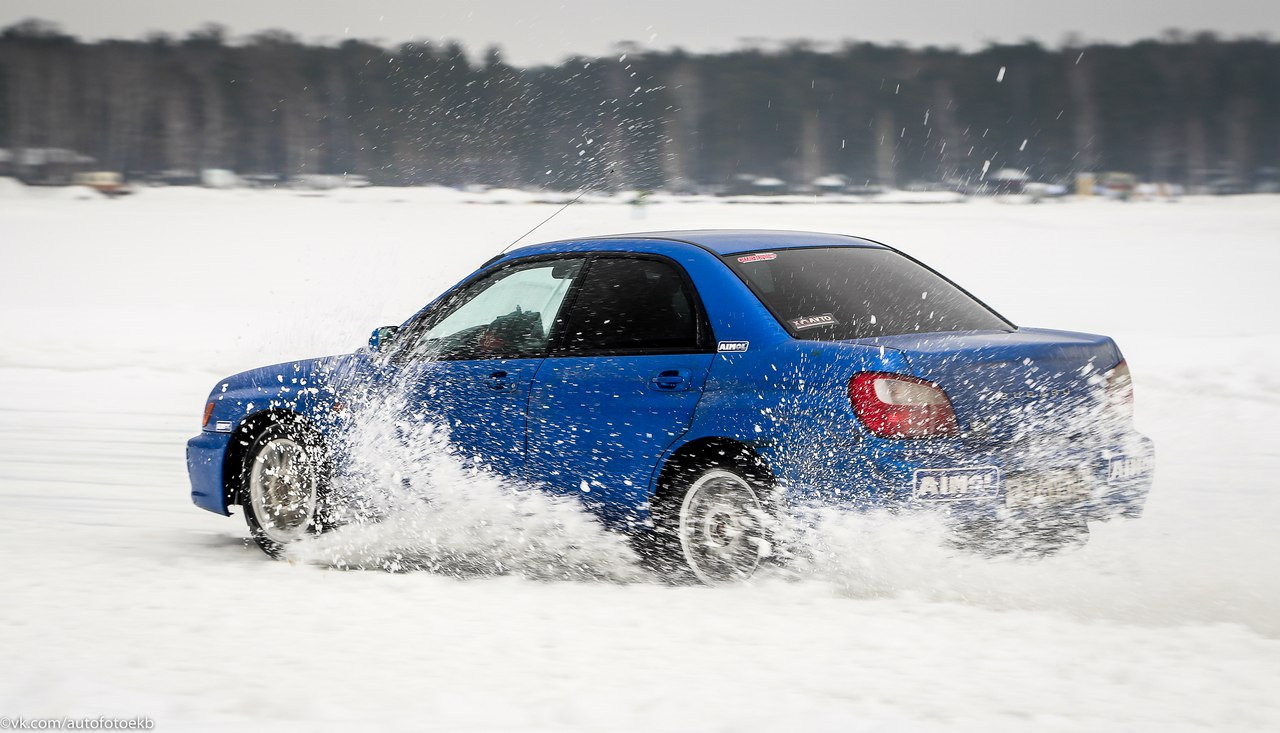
xmin=1081 ymin=442 xmax=1154 ymax=520
xmin=187 ymin=431 xmax=232 ymax=516
xmin=777 ymin=430 xmax=1155 ymax=521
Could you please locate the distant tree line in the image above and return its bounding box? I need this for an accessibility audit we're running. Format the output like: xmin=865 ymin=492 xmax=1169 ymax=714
xmin=1 ymin=19 xmax=1277 ymax=190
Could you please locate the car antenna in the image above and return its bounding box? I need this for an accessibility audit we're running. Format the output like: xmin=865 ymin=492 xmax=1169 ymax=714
xmin=497 ymin=167 xmax=616 ymax=256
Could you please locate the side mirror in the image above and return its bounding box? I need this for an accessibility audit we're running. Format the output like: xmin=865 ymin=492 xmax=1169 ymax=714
xmin=368 ymin=325 xmax=400 ymax=353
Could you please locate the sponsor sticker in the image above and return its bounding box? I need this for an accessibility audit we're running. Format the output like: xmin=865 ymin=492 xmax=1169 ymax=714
xmin=736 ymin=252 xmax=777 ymax=264
xmin=1108 ymin=454 xmax=1153 ymax=482
xmin=214 ymin=421 xmax=234 ymax=433
xmin=912 ymin=467 xmax=1001 ymax=501
xmin=717 ymin=340 xmax=750 ymax=353
xmin=789 ymin=313 xmax=838 ymax=331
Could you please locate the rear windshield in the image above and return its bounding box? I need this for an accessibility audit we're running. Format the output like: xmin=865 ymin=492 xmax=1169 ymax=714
xmin=724 ymin=247 xmax=1011 ymax=340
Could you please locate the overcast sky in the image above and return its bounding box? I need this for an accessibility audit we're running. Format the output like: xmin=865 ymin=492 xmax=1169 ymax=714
xmin=3 ymin=0 xmax=1277 ymax=64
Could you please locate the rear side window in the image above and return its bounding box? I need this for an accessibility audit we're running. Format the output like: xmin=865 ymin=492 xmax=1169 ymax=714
xmin=556 ymin=257 xmax=708 ymax=354
xmin=724 ymin=247 xmax=1011 ymax=340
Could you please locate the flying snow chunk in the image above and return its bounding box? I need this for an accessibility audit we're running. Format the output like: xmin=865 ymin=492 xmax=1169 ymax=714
xmin=997 ymin=66 xmax=1006 ymax=82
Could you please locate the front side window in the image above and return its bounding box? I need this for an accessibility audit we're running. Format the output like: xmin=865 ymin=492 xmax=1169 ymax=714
xmin=724 ymin=247 xmax=1011 ymax=340
xmin=409 ymin=258 xmax=584 ymax=360
xmin=557 ymin=257 xmax=708 ymax=355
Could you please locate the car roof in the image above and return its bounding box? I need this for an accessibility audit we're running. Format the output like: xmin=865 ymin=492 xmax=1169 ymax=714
xmin=506 ymin=229 xmax=887 ymax=258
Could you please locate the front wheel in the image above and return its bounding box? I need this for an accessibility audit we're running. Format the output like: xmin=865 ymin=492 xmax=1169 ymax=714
xmin=649 ymin=466 xmax=772 ymax=584
xmin=241 ymin=421 xmax=327 ymax=557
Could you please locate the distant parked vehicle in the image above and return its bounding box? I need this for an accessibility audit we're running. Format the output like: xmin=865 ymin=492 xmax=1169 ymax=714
xmin=989 ymin=168 xmax=1029 ymax=195
xmin=1097 ymin=172 xmax=1138 ymax=200
xmin=201 ymin=169 xmax=243 ymax=189
xmin=72 ymin=171 xmax=132 ymax=197
xmin=811 ymin=175 xmax=849 ymax=195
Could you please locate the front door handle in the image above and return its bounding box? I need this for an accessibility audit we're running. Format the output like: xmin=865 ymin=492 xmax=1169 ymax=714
xmin=649 ymin=369 xmax=692 ymax=392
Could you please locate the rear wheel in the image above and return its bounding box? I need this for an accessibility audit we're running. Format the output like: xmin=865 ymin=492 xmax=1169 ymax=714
xmin=240 ymin=421 xmax=327 ymax=557
xmin=648 ymin=465 xmax=771 ymax=584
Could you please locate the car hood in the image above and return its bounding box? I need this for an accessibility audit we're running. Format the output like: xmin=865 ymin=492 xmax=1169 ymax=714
xmin=205 ymin=353 xmax=363 ymax=430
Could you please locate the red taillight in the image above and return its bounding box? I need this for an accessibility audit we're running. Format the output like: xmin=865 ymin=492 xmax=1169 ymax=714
xmin=202 ymin=401 xmax=215 ymax=427
xmin=1104 ymin=359 xmax=1134 ymax=420
xmin=848 ymin=372 xmax=959 ymax=439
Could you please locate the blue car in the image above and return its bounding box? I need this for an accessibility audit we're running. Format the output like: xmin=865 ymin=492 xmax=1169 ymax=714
xmin=187 ymin=230 xmax=1154 ymax=581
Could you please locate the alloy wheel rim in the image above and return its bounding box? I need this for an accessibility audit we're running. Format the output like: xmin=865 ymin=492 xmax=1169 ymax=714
xmin=248 ymin=437 xmax=317 ymax=545
xmin=677 ymin=469 xmax=765 ymax=583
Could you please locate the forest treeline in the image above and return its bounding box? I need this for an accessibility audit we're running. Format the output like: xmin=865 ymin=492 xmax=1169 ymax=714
xmin=1 ymin=18 xmax=1277 ymax=190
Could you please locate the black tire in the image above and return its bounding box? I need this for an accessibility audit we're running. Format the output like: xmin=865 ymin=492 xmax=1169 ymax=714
xmin=239 ymin=418 xmax=329 ymax=558
xmin=644 ymin=464 xmax=772 ymax=584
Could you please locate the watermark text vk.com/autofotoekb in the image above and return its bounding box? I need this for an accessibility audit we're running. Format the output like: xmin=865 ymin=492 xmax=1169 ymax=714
xmin=1 ymin=718 xmax=154 ymax=730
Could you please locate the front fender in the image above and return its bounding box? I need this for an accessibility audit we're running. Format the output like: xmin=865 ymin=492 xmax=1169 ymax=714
xmin=200 ymin=354 xmax=364 ymax=436
xmin=188 ymin=353 xmax=370 ymax=516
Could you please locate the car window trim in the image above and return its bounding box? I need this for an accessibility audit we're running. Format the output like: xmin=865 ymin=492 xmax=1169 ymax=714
xmin=391 ymin=253 xmax=589 ymax=364
xmin=546 ymin=252 xmax=716 ymax=358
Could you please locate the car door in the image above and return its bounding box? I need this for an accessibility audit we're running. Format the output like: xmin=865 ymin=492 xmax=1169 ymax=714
xmin=391 ymin=257 xmax=585 ymax=477
xmin=527 ymin=255 xmax=715 ymax=515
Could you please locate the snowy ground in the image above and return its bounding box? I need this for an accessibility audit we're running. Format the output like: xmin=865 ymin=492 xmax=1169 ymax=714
xmin=1 ymin=184 xmax=1279 ymax=731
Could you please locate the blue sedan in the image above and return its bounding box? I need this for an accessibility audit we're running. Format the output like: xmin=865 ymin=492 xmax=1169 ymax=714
xmin=187 ymin=230 xmax=1154 ymax=582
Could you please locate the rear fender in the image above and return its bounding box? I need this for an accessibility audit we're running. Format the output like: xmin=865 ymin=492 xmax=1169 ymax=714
xmin=672 ymin=341 xmax=913 ymax=495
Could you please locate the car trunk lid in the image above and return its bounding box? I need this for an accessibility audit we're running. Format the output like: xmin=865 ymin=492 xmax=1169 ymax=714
xmin=856 ymin=328 xmax=1122 ymax=442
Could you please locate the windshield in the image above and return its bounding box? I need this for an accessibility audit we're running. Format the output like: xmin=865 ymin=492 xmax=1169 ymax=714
xmin=724 ymin=247 xmax=1012 ymax=340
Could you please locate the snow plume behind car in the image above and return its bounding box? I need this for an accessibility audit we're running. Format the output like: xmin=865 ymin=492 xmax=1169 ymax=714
xmin=285 ymin=381 xmax=646 ymax=581
xmin=279 ymin=378 xmax=1084 ymax=586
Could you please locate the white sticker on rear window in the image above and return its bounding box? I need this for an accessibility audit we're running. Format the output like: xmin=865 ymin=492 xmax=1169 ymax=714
xmin=737 ymin=252 xmax=777 ymax=264
xmin=789 ymin=313 xmax=838 ymax=331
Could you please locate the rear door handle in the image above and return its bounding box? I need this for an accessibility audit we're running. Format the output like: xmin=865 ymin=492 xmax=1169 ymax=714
xmin=649 ymin=368 xmax=692 ymax=392
xmin=485 ymin=370 xmax=515 ymax=391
